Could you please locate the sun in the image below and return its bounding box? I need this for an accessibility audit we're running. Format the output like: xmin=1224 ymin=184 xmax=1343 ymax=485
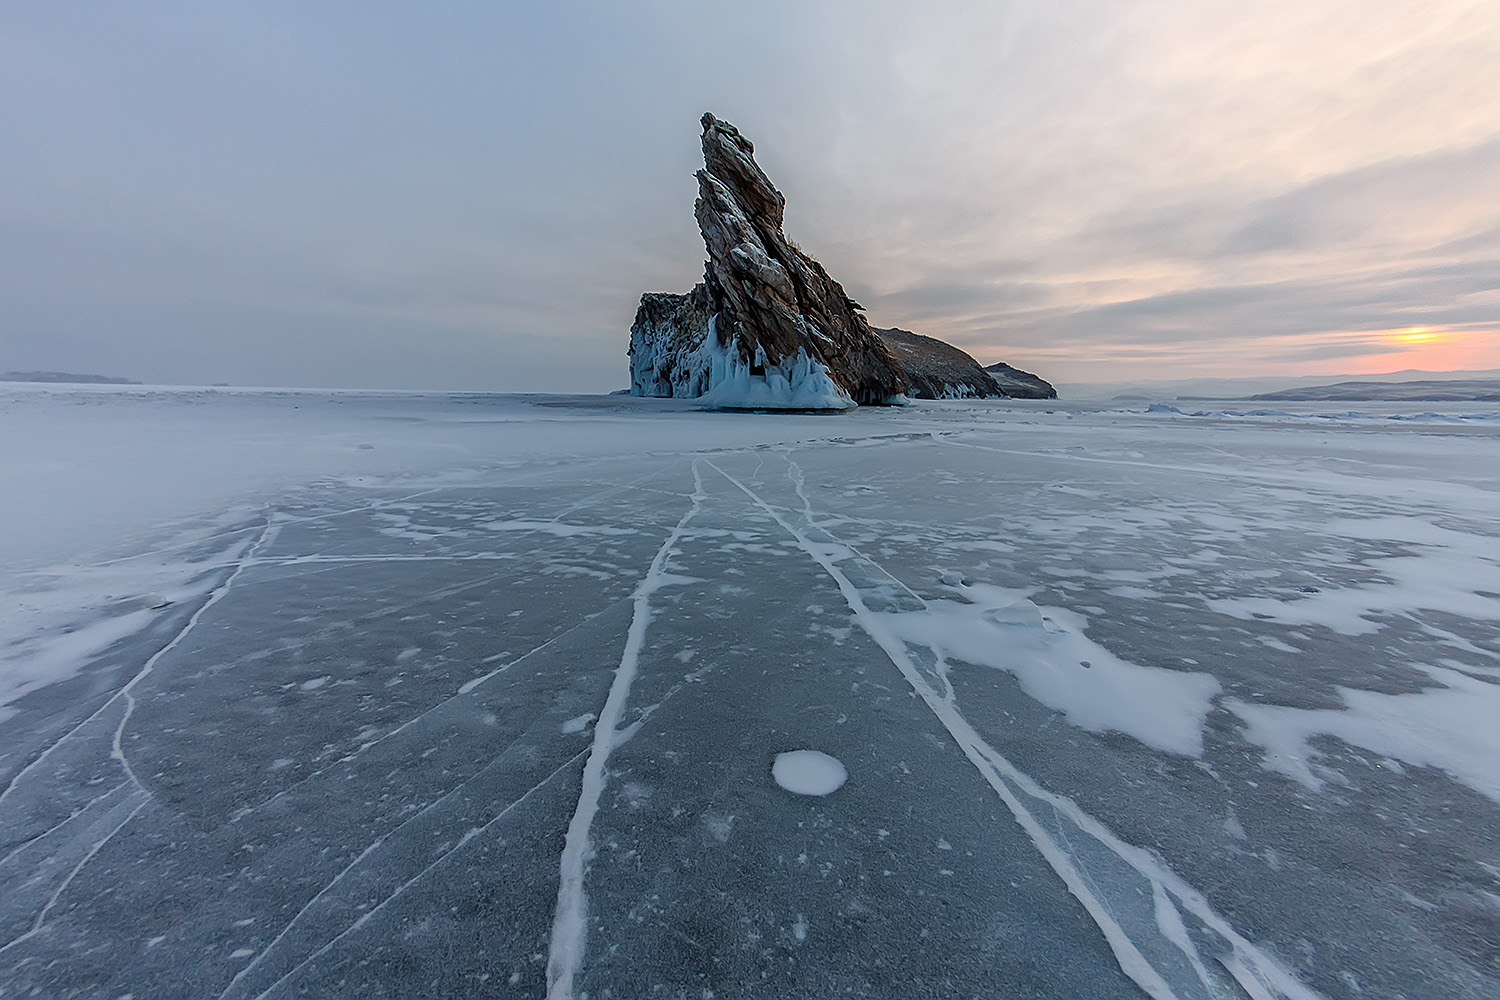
xmin=1387 ymin=326 xmax=1440 ymax=345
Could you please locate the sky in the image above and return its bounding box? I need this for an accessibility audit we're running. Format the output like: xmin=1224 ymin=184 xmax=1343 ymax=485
xmin=2 ymin=0 xmax=1498 ymax=391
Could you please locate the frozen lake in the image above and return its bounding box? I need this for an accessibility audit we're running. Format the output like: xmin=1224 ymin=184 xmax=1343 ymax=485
xmin=2 ymin=385 xmax=1498 ymax=999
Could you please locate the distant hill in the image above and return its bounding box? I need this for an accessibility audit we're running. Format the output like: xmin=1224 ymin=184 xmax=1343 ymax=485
xmin=984 ymin=361 xmax=1058 ymax=399
xmin=874 ymin=327 xmax=1006 ymax=399
xmin=1249 ymin=379 xmax=1500 ymax=402
xmin=1 ymin=370 xmax=139 ymax=385
xmin=1062 ymin=369 xmax=1500 ymax=401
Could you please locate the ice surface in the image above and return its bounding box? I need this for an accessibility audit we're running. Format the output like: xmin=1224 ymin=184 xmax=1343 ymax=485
xmin=546 ymin=463 xmax=707 ymax=999
xmin=772 ymin=750 xmax=848 ymax=796
xmin=2 ymin=385 xmax=1498 ymax=999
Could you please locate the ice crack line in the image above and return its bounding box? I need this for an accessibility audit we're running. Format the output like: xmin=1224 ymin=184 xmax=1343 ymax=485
xmin=220 ymin=724 xmax=544 ymax=1000
xmin=708 ymin=460 xmax=1323 ymax=1000
xmin=231 ymin=470 xmax=670 ymax=825
xmin=0 ymin=515 xmax=280 ymax=815
xmin=545 ymin=461 xmax=707 ymax=1000
xmin=110 ymin=516 xmax=280 ymax=800
xmin=0 ymin=790 xmax=149 ymax=955
xmin=233 ymin=604 xmax=619 ymax=823
xmin=242 ymin=748 xmax=589 ymax=1000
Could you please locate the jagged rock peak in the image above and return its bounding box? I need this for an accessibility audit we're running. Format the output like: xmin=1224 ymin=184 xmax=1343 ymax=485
xmin=698 ymin=113 xmax=785 ymax=234
xmin=693 ymin=113 xmax=907 ymax=406
xmin=628 ymin=113 xmax=906 ymax=409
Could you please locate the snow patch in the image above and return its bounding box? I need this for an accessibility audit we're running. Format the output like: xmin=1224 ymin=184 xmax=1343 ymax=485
xmin=0 ymin=608 xmax=155 ymax=708
xmin=1229 ymin=664 xmax=1500 ymax=803
xmin=704 ymin=813 xmax=736 ymax=843
xmin=879 ymin=582 xmax=1221 ymax=756
xmin=772 ymin=750 xmax=848 ymax=796
xmin=1207 ymin=515 xmax=1500 ymax=636
xmin=560 ymin=713 xmax=595 ymax=734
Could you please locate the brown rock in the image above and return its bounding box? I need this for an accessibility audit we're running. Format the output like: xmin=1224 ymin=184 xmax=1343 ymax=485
xmin=693 ymin=114 xmax=906 ymax=406
xmin=874 ymin=327 xmax=1006 ymax=399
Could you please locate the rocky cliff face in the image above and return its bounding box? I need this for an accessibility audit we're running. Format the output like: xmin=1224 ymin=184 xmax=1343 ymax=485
xmin=984 ymin=362 xmax=1058 ymax=399
xmin=874 ymin=328 xmax=1005 ymax=399
xmin=629 ymin=114 xmax=905 ymax=409
xmin=628 ymin=285 xmax=713 ymax=398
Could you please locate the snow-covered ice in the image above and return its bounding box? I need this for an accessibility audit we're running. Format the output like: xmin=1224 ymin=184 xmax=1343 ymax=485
xmin=2 ymin=383 xmax=1498 ymax=999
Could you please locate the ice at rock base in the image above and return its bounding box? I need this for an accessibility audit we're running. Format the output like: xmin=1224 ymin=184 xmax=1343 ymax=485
xmin=644 ymin=312 xmax=889 ymax=412
xmin=696 ymin=324 xmax=856 ymax=411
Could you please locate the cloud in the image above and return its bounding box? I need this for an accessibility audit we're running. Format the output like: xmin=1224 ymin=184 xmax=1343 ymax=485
xmin=1219 ymin=139 xmax=1500 ymax=256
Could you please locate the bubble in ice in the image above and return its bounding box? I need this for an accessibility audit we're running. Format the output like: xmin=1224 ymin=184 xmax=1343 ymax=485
xmin=772 ymin=750 xmax=848 ymax=796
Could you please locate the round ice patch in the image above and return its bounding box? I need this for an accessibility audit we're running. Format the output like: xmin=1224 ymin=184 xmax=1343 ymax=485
xmin=772 ymin=750 xmax=848 ymax=796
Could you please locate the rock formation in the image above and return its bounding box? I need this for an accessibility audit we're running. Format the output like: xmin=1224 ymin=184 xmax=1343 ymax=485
xmin=629 ymin=113 xmax=1056 ymax=408
xmin=984 ymin=362 xmax=1058 ymax=399
xmin=630 ymin=114 xmax=905 ymax=409
xmin=874 ymin=327 xmax=1006 ymax=399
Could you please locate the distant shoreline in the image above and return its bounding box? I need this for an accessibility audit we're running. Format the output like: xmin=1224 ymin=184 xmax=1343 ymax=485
xmin=1 ymin=370 xmax=139 ymax=385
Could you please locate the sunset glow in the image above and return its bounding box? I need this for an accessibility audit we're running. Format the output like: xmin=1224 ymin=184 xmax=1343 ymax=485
xmin=993 ymin=323 xmax=1500 ymax=384
xmin=1388 ymin=326 xmax=1438 ymax=344
xmin=1341 ymin=325 xmax=1499 ymax=375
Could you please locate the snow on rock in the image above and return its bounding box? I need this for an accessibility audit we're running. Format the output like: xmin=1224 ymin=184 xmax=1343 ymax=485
xmin=628 ymin=284 xmax=714 ymax=399
xmin=696 ymin=329 xmax=856 ymax=412
xmin=632 ymin=309 xmax=858 ymax=411
xmin=772 ymin=750 xmax=849 ymax=796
